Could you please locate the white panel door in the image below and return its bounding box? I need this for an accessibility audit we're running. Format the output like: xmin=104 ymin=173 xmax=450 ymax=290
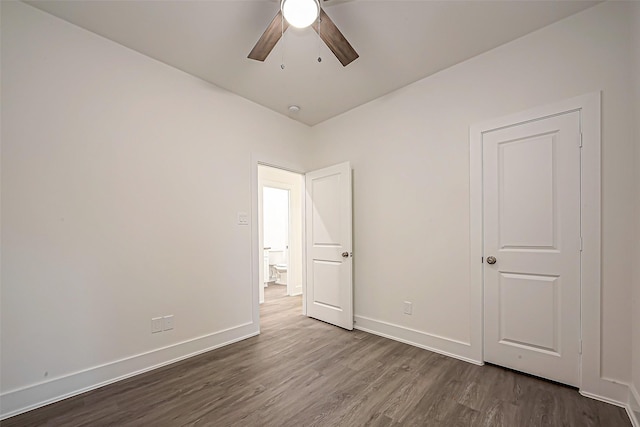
xmin=306 ymin=162 xmax=353 ymax=330
xmin=483 ymin=111 xmax=581 ymax=386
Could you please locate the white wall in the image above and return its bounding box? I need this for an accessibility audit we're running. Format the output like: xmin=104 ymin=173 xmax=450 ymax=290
xmin=631 ymin=2 xmax=640 ymax=420
xmin=3 ymin=0 xmax=638 ymax=419
xmin=311 ymin=1 xmax=635 ymax=390
xmin=0 ymin=1 xmax=309 ymax=417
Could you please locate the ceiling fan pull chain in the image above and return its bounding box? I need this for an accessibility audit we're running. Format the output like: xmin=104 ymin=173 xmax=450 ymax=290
xmin=317 ymin=15 xmax=322 ymax=63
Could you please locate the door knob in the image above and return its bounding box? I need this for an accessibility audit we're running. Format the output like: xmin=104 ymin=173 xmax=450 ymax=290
xmin=486 ymin=256 xmax=497 ymax=265
xmin=342 ymin=252 xmax=350 ymax=258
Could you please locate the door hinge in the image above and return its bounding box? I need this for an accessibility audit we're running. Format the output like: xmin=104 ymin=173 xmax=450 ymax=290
xmin=579 ymin=132 xmax=583 ymax=148
xmin=481 ymin=257 xmax=484 ymax=263
xmin=579 ymin=237 xmax=583 ymax=252
xmin=579 ymin=339 xmax=583 ymax=354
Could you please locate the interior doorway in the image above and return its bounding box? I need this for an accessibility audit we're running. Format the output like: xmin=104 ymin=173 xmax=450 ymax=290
xmin=258 ymin=165 xmax=304 ymax=306
xmin=482 ymin=111 xmax=581 ymax=386
xmin=469 ymin=93 xmax=608 ymax=396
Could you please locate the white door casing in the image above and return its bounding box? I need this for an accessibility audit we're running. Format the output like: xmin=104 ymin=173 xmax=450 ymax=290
xmin=305 ymin=162 xmax=353 ymax=330
xmin=482 ymin=111 xmax=581 ymax=386
xmin=471 ymin=93 xmax=623 ymax=399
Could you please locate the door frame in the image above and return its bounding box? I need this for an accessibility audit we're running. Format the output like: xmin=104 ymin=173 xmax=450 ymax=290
xmin=251 ymin=154 xmax=307 ymax=331
xmin=470 ymin=92 xmax=624 ymax=402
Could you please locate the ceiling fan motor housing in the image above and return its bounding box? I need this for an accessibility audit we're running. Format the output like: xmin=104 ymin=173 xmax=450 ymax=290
xmin=248 ymin=2 xmax=358 ymax=67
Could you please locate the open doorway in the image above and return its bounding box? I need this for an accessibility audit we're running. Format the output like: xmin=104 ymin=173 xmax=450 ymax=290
xmin=258 ymin=165 xmax=304 ymax=307
xmin=263 ymin=186 xmax=290 ymax=299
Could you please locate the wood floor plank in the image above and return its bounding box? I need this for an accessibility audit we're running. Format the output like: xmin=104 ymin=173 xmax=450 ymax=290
xmin=2 ymin=284 xmax=631 ymax=427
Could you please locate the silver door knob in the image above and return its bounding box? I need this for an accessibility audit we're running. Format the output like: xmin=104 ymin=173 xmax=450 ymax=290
xmin=486 ymin=256 xmax=497 ymax=265
xmin=342 ymin=252 xmax=350 ymax=258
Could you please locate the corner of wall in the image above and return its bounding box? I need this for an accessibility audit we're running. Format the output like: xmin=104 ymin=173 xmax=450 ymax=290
xmin=632 ymin=3 xmax=640 ymax=426
xmin=629 ymin=383 xmax=640 ymax=427
xmin=629 ymin=1 xmax=640 ymax=424
xmin=1 ymin=1 xmax=300 ymax=420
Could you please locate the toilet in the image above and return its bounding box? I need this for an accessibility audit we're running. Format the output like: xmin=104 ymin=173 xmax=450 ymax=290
xmin=274 ymin=264 xmax=287 ymax=285
xmin=268 ymin=249 xmax=287 ymax=285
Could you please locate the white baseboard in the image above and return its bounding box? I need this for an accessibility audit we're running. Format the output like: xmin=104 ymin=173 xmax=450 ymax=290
xmin=628 ymin=384 xmax=640 ymax=427
xmin=580 ymin=390 xmax=626 ymax=407
xmin=580 ymin=380 xmax=639 ymax=427
xmin=0 ymin=322 xmax=259 ymax=420
xmin=580 ymin=375 xmax=630 ymax=408
xmin=353 ymin=315 xmax=482 ymax=366
xmin=354 ymin=314 xmax=637 ymax=425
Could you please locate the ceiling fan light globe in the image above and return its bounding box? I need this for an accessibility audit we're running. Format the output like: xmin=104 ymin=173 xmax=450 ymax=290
xmin=281 ymin=0 xmax=320 ymax=29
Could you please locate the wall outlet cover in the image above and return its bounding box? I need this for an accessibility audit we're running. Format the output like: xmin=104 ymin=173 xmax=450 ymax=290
xmin=403 ymin=301 xmax=413 ymax=315
xmin=163 ymin=315 xmax=174 ymax=331
xmin=151 ymin=317 xmax=163 ymax=333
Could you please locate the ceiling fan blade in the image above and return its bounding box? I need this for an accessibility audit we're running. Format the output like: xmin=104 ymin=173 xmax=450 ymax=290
xmin=312 ymin=9 xmax=358 ymax=67
xmin=248 ymin=10 xmax=289 ymax=62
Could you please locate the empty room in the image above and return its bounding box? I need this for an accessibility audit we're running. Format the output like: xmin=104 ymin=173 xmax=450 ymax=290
xmin=1 ymin=0 xmax=639 ymax=425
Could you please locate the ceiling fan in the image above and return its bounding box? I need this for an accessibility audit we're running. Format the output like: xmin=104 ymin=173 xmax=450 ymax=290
xmin=248 ymin=0 xmax=359 ymax=67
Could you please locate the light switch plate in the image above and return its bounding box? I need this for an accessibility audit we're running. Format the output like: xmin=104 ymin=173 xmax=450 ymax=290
xmin=237 ymin=212 xmax=249 ymax=226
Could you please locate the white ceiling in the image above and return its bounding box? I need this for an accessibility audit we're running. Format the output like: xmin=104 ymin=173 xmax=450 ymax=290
xmin=25 ymin=0 xmax=599 ymax=126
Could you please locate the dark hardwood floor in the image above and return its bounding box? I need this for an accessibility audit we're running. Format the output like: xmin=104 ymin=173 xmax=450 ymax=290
xmin=3 ymin=284 xmax=631 ymax=426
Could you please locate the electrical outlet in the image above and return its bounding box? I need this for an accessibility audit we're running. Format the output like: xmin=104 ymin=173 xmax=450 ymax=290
xmin=403 ymin=301 xmax=413 ymax=315
xmin=163 ymin=315 xmax=174 ymax=331
xmin=151 ymin=317 xmax=163 ymax=333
